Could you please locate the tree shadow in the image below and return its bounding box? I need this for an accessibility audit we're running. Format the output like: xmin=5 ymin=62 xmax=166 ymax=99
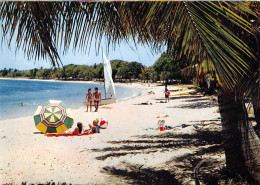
xmin=189 ymin=119 xmax=221 ymax=123
xmin=96 ymin=151 xmax=145 ymax=161
xmin=169 ymin=89 xmax=180 ymax=92
xmin=154 ymin=95 xmax=204 ymax=101
xmin=168 ymin=101 xmax=217 ymax=109
xmin=92 ymin=128 xmax=223 ymax=161
xmin=102 ymin=162 xmax=182 ymax=185
xmin=92 ymin=129 xmax=224 ymax=183
xmin=138 ymin=129 xmax=222 ymax=145
xmin=92 ymin=138 xmax=207 ymax=161
xmin=21 ymin=183 xmax=71 ymax=185
xmin=183 ymin=97 xmax=210 ymax=102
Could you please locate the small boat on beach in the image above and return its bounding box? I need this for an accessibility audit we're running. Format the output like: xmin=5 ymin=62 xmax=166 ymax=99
xmin=99 ymin=50 xmax=116 ymax=105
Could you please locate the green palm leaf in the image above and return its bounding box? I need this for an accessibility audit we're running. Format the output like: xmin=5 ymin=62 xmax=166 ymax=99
xmin=0 ymin=1 xmax=258 ymax=91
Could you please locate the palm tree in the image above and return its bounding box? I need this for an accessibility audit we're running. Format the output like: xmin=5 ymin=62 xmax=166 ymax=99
xmin=0 ymin=1 xmax=259 ymax=182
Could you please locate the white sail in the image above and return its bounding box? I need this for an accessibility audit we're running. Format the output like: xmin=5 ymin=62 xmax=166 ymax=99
xmin=102 ymin=50 xmax=116 ymax=99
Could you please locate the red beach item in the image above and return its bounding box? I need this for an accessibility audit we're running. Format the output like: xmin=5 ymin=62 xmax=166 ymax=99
xmin=160 ymin=127 xmax=165 ymax=131
xmin=99 ymin=118 xmax=108 ymax=129
xmin=45 ymin=132 xmax=94 ymax=137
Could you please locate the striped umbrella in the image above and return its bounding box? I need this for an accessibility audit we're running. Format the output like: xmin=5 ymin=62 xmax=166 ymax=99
xmin=34 ymin=100 xmax=74 ymax=133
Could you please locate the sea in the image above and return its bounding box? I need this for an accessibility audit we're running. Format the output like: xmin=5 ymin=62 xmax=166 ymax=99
xmin=0 ymin=79 xmax=141 ymax=120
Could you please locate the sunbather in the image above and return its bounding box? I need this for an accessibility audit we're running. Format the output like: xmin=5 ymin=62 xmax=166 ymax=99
xmin=88 ymin=119 xmax=100 ymax=133
xmin=46 ymin=122 xmax=83 ymax=135
xmin=71 ymin=122 xmax=83 ymax=135
xmin=64 ymin=122 xmax=83 ymax=135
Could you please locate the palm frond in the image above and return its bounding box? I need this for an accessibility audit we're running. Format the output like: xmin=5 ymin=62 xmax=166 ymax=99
xmin=0 ymin=1 xmax=258 ymax=92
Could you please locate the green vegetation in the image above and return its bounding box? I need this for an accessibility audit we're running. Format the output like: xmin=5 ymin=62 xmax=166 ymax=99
xmin=152 ymin=52 xmax=190 ymax=83
xmin=1 ymin=54 xmax=191 ymax=83
xmin=0 ymin=60 xmax=144 ymax=81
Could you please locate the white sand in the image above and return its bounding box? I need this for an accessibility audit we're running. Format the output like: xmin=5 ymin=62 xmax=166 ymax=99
xmin=0 ymin=83 xmax=221 ymax=184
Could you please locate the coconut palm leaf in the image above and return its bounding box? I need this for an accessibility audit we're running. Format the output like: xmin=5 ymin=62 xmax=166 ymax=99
xmin=0 ymin=2 xmax=62 ymax=66
xmin=138 ymin=1 xmax=256 ymax=90
xmin=0 ymin=1 xmax=257 ymax=91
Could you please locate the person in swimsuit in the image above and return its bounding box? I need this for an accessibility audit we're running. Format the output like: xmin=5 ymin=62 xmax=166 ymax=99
xmin=85 ymin=88 xmax=93 ymax=112
xmin=165 ymin=85 xmax=170 ymax=103
xmin=71 ymin=122 xmax=83 ymax=135
xmin=93 ymin=87 xmax=101 ymax=112
xmin=48 ymin=122 xmax=83 ymax=135
xmin=88 ymin=119 xmax=100 ymax=133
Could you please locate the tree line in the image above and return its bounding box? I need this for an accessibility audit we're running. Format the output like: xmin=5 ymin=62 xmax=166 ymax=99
xmin=0 ymin=53 xmax=189 ymax=83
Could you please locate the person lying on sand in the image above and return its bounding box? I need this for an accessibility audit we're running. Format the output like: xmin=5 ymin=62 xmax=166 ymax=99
xmin=156 ymin=115 xmax=169 ymax=118
xmin=156 ymin=101 xmax=168 ymax=103
xmin=70 ymin=122 xmax=83 ymax=135
xmin=45 ymin=121 xmax=103 ymax=137
xmin=46 ymin=122 xmax=83 ymax=135
xmin=87 ymin=119 xmax=100 ymax=133
xmin=133 ymin=101 xmax=152 ymax=105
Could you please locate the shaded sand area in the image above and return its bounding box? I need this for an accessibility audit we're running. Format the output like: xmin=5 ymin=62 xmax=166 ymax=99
xmin=0 ymin=83 xmax=224 ymax=184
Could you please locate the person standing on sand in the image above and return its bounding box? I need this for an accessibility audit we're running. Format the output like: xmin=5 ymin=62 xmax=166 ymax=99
xmin=93 ymin=87 xmax=101 ymax=112
xmin=85 ymin=88 xmax=93 ymax=112
xmin=165 ymin=85 xmax=170 ymax=103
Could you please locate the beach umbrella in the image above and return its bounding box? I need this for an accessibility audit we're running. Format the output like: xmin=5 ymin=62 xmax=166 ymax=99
xmin=34 ymin=100 xmax=74 ymax=133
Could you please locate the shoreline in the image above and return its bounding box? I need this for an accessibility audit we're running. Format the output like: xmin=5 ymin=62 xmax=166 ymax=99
xmin=0 ymin=77 xmax=151 ymax=104
xmin=0 ymin=76 xmax=156 ymax=85
xmin=0 ymin=83 xmax=221 ymax=184
xmin=0 ymin=86 xmax=145 ymax=122
xmin=0 ymin=80 xmax=146 ymax=121
xmin=0 ymin=77 xmax=106 ymax=85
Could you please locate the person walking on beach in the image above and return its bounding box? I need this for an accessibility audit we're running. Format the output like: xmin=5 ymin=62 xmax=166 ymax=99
xmin=93 ymin=87 xmax=101 ymax=112
xmin=85 ymin=88 xmax=93 ymax=112
xmin=165 ymin=85 xmax=170 ymax=103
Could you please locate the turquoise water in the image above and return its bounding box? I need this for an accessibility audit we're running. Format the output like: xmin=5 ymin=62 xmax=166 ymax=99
xmin=0 ymin=79 xmax=141 ymax=120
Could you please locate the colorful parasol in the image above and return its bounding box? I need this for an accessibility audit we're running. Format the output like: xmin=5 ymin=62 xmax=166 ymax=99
xmin=34 ymin=100 xmax=74 ymax=133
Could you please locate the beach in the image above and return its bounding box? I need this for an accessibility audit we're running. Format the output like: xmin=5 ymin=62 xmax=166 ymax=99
xmin=0 ymin=83 xmax=223 ymax=184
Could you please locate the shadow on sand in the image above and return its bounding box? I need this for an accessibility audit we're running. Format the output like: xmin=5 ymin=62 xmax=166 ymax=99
xmin=103 ymin=162 xmax=181 ymax=185
xmin=183 ymin=97 xmax=210 ymax=102
xmin=91 ymin=129 xmax=224 ymax=184
xmin=168 ymin=101 xmax=217 ymax=109
xmin=22 ymin=183 xmax=71 ymax=185
xmin=154 ymin=95 xmax=204 ymax=101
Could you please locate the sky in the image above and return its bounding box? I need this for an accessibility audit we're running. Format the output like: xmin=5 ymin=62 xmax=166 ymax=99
xmin=0 ymin=38 xmax=165 ymax=70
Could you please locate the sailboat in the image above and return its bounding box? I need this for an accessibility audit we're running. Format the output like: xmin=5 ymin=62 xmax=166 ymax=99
xmin=100 ymin=50 xmax=116 ymax=105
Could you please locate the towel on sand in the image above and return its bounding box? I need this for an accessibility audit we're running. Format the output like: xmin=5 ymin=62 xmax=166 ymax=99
xmin=45 ymin=132 xmax=94 ymax=137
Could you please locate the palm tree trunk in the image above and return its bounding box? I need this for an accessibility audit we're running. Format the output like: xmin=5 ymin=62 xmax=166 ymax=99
xmin=251 ymin=30 xmax=260 ymax=133
xmin=218 ymin=89 xmax=260 ymax=183
xmin=254 ymin=37 xmax=260 ymax=132
xmin=218 ymin=89 xmax=245 ymax=174
xmin=253 ymin=101 xmax=260 ymax=132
